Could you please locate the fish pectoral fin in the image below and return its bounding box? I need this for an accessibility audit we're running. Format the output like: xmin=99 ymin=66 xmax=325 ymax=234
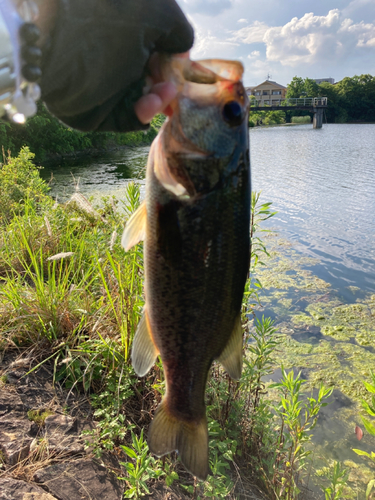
xmin=148 ymin=399 xmax=209 ymax=481
xmin=121 ymin=201 xmax=146 ymax=251
xmin=217 ymin=313 xmax=243 ymax=380
xmin=153 ymin=134 xmax=188 ymax=197
xmin=131 ymin=311 xmax=159 ymax=377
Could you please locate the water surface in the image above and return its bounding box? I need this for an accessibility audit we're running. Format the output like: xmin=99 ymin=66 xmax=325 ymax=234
xmin=251 ymin=124 xmax=375 ymax=294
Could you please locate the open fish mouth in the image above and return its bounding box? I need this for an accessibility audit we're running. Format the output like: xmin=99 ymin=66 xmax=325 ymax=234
xmin=159 ymin=55 xmax=248 ymax=129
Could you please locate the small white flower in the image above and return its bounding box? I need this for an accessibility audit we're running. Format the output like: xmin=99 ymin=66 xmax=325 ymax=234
xmin=47 ymin=252 xmax=74 ymax=261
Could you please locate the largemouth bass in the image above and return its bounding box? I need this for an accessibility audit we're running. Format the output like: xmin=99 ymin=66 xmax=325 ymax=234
xmin=122 ymin=57 xmax=250 ymax=480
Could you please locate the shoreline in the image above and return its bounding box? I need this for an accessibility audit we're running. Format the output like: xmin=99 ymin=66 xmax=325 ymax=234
xmin=38 ymin=141 xmax=152 ymax=167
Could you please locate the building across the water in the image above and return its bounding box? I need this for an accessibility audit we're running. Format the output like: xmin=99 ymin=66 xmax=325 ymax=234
xmin=313 ymin=77 xmax=335 ymax=85
xmin=245 ymin=80 xmax=287 ymax=105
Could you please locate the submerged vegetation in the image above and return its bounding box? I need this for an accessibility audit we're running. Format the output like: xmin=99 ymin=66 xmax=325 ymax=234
xmin=0 ymin=148 xmax=374 ymax=498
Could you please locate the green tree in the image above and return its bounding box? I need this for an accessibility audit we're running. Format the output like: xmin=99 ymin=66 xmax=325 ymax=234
xmin=286 ymin=76 xmax=305 ymax=99
xmin=286 ymin=73 xmax=375 ymax=123
xmin=303 ymin=77 xmax=320 ymax=98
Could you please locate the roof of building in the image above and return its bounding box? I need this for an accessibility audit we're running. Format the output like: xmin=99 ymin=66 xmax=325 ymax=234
xmin=252 ymin=80 xmax=287 ymax=90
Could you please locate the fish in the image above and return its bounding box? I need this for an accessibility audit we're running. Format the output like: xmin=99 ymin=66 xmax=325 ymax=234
xmin=121 ymin=56 xmax=250 ymax=480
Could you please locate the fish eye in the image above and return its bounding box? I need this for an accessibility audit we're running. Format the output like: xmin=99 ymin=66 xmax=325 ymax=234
xmin=222 ymin=101 xmax=243 ymax=126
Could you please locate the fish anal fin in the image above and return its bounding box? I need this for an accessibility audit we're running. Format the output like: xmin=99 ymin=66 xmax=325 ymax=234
xmin=131 ymin=310 xmax=159 ymax=377
xmin=148 ymin=399 xmax=209 ymax=480
xmin=217 ymin=314 xmax=243 ymax=380
xmin=121 ymin=201 xmax=146 ymax=251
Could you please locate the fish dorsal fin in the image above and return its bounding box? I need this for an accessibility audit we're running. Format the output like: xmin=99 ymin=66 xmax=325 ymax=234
xmin=131 ymin=310 xmax=159 ymax=377
xmin=148 ymin=398 xmax=209 ymax=480
xmin=121 ymin=201 xmax=146 ymax=251
xmin=217 ymin=313 xmax=243 ymax=380
xmin=153 ymin=133 xmax=188 ymax=197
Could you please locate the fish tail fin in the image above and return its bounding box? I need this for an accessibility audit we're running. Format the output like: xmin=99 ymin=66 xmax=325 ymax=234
xmin=148 ymin=399 xmax=209 ymax=480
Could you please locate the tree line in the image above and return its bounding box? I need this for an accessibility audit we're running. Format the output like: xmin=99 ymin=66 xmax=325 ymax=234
xmin=286 ymin=74 xmax=375 ymax=123
xmin=0 ymin=102 xmax=162 ymax=163
xmin=1 ymin=74 xmax=374 ymax=162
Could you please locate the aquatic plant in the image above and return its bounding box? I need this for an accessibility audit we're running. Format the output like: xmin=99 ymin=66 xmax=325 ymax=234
xmin=318 ymin=461 xmax=350 ymax=500
xmin=353 ymin=371 xmax=375 ymax=499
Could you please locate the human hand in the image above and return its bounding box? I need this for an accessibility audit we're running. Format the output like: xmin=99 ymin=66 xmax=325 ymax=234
xmin=39 ymin=0 xmax=194 ymax=132
xmin=134 ymin=52 xmax=190 ymax=124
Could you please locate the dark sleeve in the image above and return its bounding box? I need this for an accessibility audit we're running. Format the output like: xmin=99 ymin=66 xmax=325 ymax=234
xmin=40 ymin=0 xmax=194 ymax=132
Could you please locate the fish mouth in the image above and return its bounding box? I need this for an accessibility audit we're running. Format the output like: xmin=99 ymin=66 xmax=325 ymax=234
xmin=161 ymin=56 xmax=248 ymax=126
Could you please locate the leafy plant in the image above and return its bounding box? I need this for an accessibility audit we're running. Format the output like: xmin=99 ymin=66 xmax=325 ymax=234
xmin=119 ymin=429 xmax=165 ymax=499
xmin=353 ymin=370 xmax=375 ymax=499
xmin=244 ymin=192 xmax=277 ymax=307
xmin=319 ymin=461 xmax=349 ymax=500
xmin=269 ymin=369 xmax=333 ymax=499
xmin=0 ymin=146 xmax=50 ymax=223
xmin=242 ymin=316 xmax=279 ymax=441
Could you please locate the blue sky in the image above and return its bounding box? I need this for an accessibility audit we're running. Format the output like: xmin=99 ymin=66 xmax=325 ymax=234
xmin=177 ymin=0 xmax=375 ymax=86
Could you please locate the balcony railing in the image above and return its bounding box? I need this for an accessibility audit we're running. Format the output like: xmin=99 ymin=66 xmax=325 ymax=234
xmin=250 ymin=97 xmax=328 ymax=107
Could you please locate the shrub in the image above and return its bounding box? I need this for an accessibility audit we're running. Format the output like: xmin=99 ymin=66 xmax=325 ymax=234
xmin=0 ymin=147 xmax=50 ymax=223
xmin=291 ymin=115 xmax=311 ymax=124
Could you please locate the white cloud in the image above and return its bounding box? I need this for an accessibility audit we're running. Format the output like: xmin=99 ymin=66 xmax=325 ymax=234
xmin=229 ymin=9 xmax=375 ymax=67
xmin=245 ymin=59 xmax=273 ymax=82
xmin=230 ymin=21 xmax=269 ymax=44
xmin=190 ymin=24 xmax=240 ymax=59
xmin=181 ymin=1 xmax=375 ymax=85
xmin=338 ymin=19 xmax=375 ymax=48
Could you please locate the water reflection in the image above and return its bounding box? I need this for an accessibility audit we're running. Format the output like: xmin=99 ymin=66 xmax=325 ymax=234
xmin=41 ymin=146 xmax=149 ymax=202
xmin=250 ymin=124 xmax=375 ymax=292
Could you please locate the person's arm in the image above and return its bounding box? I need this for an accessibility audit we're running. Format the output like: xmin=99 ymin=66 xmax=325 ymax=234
xmin=1 ymin=0 xmax=193 ymax=129
xmin=38 ymin=0 xmax=194 ymax=132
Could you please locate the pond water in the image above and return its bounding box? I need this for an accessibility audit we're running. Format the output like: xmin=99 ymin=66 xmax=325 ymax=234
xmin=42 ymin=123 xmax=375 ymax=497
xmin=250 ymin=124 xmax=375 ymax=295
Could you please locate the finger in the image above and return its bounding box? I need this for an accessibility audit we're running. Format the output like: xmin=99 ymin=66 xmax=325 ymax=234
xmin=134 ymin=81 xmax=177 ymax=124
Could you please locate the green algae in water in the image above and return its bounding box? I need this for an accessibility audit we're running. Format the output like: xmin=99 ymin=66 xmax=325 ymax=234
xmin=252 ymin=233 xmax=375 ymax=497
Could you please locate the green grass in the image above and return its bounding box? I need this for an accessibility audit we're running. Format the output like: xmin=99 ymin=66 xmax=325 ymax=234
xmin=291 ymin=115 xmax=311 ymax=124
xmin=0 ymin=148 xmax=335 ymax=499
